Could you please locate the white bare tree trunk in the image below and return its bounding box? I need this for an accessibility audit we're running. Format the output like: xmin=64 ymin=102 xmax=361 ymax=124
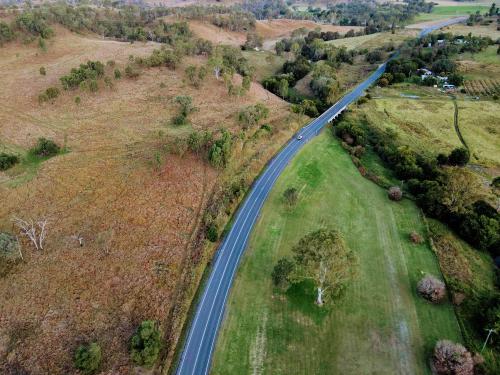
xmin=316 ymin=261 xmax=327 ymax=306
xmin=316 ymin=287 xmax=324 ymax=306
xmin=214 ymin=66 xmax=221 ymax=80
xmin=13 ymin=217 xmax=48 ymax=251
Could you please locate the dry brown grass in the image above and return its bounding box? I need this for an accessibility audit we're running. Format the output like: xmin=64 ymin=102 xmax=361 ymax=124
xmin=184 ymin=18 xmax=363 ymax=49
xmin=186 ymin=19 xmax=247 ymax=46
xmin=255 ymin=19 xmax=362 ymax=40
xmin=0 ymin=26 xmax=297 ymax=374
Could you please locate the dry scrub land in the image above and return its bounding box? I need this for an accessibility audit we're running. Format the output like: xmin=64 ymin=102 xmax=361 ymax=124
xmin=184 ymin=17 xmax=363 ymax=50
xmin=0 ymin=26 xmax=301 ymax=374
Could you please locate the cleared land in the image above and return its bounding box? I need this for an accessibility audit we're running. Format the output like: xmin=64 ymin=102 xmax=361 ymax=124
xmin=255 ymin=19 xmax=362 ymax=40
xmin=441 ymin=22 xmax=500 ymax=39
xmin=0 ymin=26 xmax=300 ymax=373
xmin=359 ymin=84 xmax=500 ymax=169
xmin=185 ymin=18 xmax=362 ymax=50
xmin=212 ymin=131 xmax=462 ymax=375
xmin=327 ymin=29 xmax=418 ymax=50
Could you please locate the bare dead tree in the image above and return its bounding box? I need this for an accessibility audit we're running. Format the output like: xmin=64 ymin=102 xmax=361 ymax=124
xmin=38 ymin=219 xmax=48 ymax=250
xmin=13 ymin=217 xmax=48 ymax=251
xmin=71 ymin=234 xmax=84 ymax=247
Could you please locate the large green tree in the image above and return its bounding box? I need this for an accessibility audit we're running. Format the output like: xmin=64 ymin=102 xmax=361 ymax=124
xmin=289 ymin=228 xmax=357 ymax=306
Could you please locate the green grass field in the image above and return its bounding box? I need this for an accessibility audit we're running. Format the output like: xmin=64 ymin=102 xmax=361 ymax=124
xmin=363 ymin=95 xmax=463 ymax=156
xmin=413 ymin=5 xmax=489 ymax=22
xmin=327 ymin=30 xmax=416 ymax=50
xmin=242 ymin=50 xmax=286 ymax=82
xmin=212 ymin=131 xmax=462 ymax=375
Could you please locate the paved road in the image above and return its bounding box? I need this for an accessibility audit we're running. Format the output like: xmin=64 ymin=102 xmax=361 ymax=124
xmin=175 ymin=17 xmax=466 ymax=375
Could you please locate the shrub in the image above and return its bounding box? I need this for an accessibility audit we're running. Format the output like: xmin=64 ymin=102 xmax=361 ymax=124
xmin=38 ymin=87 xmax=60 ymax=103
xmin=272 ymin=258 xmax=294 ymax=287
xmin=75 ymin=96 xmax=81 ymax=105
xmin=448 ymin=147 xmax=469 ymax=166
xmin=31 ymin=137 xmax=60 ymax=157
xmin=38 ymin=93 xmax=48 ymax=104
xmin=74 ymin=342 xmax=102 ymax=375
xmin=238 ymin=103 xmax=269 ymax=129
xmin=418 ymin=275 xmax=446 ymax=303
xmin=388 ymin=186 xmax=403 ymax=201
xmin=283 ymin=187 xmax=299 ymax=206
xmin=206 ymin=224 xmax=218 ymax=242
xmin=0 ymin=232 xmax=19 ymax=258
xmin=0 ymin=153 xmax=19 ymax=171
xmin=125 ymin=65 xmax=139 ymax=78
xmin=114 ymin=69 xmax=122 ymax=79
xmin=39 ymin=66 xmax=46 ymax=76
xmin=432 ymin=340 xmax=474 ymax=375
xmin=130 ymin=320 xmax=162 ymax=367
xmin=88 ymin=79 xmax=98 ymax=92
xmin=409 ymin=231 xmax=423 ymax=244
xmin=45 ymin=87 xmax=60 ymax=100
xmin=379 ymin=77 xmax=389 ymax=87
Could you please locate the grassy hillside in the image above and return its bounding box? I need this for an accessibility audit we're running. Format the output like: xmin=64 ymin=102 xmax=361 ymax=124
xmin=0 ymin=26 xmax=302 ymax=374
xmin=212 ymin=131 xmax=462 ymax=375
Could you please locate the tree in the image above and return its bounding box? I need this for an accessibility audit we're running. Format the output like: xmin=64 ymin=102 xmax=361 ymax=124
xmin=441 ymin=167 xmax=484 ymax=214
xmin=241 ymin=75 xmax=251 ymax=93
xmin=272 ymin=258 xmax=294 ymax=288
xmin=417 ymin=275 xmax=446 ymax=303
xmin=74 ymin=343 xmax=102 ymax=375
xmin=172 ymin=95 xmax=196 ymax=125
xmin=289 ymin=228 xmax=356 ymax=306
xmin=185 ymin=65 xmax=197 ymax=86
xmin=275 ymin=40 xmax=285 ymax=55
xmin=283 ymin=187 xmax=299 ymax=206
xmin=243 ymin=32 xmax=263 ymax=50
xmin=278 ymin=78 xmax=289 ymax=99
xmin=130 ymin=320 xmax=162 ymax=367
xmin=208 ymin=50 xmax=224 ymax=80
xmin=448 ymin=147 xmax=469 ymax=166
xmin=432 ymin=340 xmax=474 ymax=375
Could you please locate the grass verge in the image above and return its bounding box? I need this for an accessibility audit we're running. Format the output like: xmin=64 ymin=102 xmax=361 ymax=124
xmin=212 ymin=130 xmax=462 ymax=375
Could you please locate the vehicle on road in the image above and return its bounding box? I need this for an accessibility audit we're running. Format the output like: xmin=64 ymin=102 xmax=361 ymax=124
xmin=296 ymin=135 xmax=303 ymax=140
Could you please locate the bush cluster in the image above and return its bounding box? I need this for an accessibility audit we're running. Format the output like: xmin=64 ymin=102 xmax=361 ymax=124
xmin=60 ymin=61 xmax=104 ymax=90
xmin=432 ymin=340 xmax=474 ymax=375
xmin=0 ymin=153 xmax=19 ymax=171
xmin=74 ymin=342 xmax=102 ymax=374
xmin=417 ymin=275 xmax=446 ymax=303
xmin=30 ymin=137 xmax=60 ymax=157
xmin=130 ymin=320 xmax=162 ymax=367
xmin=38 ymin=86 xmax=60 ymax=103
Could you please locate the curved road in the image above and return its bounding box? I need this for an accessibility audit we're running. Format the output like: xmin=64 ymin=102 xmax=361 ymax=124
xmin=175 ymin=17 xmax=466 ymax=375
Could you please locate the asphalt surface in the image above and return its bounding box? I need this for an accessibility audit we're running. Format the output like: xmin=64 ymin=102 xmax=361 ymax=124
xmin=175 ymin=17 xmax=467 ymax=375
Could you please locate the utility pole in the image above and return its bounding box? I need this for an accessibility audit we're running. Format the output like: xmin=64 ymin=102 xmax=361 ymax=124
xmin=481 ymin=328 xmax=497 ymax=353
